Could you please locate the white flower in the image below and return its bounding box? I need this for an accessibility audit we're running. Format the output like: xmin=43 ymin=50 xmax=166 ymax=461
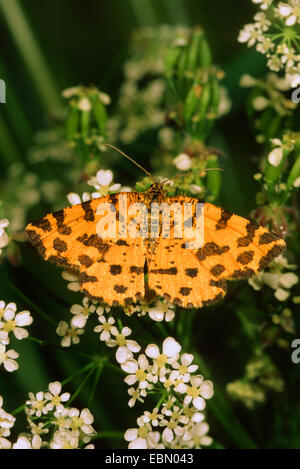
xmin=189 ymin=184 xmax=203 ymax=195
xmin=183 ymin=375 xmax=214 ymax=410
xmin=124 ymin=354 xmax=152 ymax=388
xmin=275 ymin=287 xmax=290 ymax=301
xmin=240 ymin=74 xmax=258 ymax=87
xmin=0 ymin=396 xmax=15 ymax=433
xmin=70 ymin=297 xmax=96 ymax=328
xmin=95 ymin=304 xmax=111 ymax=315
xmin=145 ymin=337 xmax=181 ymax=369
xmin=252 ymin=96 xmax=269 ymax=110
xmin=148 ymin=301 xmax=175 ymax=322
xmin=45 ymin=381 xmax=70 ymax=412
xmin=67 ymin=192 xmax=91 ymax=205
xmin=172 ymin=353 xmax=198 ymax=381
xmin=62 ymin=86 xmax=80 ymax=99
xmin=77 ymin=97 xmax=92 ymax=112
xmin=13 ymin=435 xmax=42 ymax=449
xmin=26 ymin=392 xmax=48 ymax=417
xmin=0 ymin=301 xmax=16 ymax=321
xmin=277 ymin=1 xmax=300 ymax=25
xmin=238 ymin=24 xmax=261 ymax=47
xmin=68 ymin=408 xmax=95 ymax=438
xmin=62 ymin=270 xmax=80 ymax=292
xmin=140 ymin=408 xmax=162 ymax=427
xmin=0 ymin=396 xmax=14 ymax=449
xmin=293 ymin=176 xmax=300 ymax=187
xmin=0 ymin=344 xmax=19 ymax=372
xmin=124 ymin=423 xmax=159 ymax=449
xmin=249 ymin=255 xmax=298 ymax=301
xmin=56 ymin=321 xmax=84 ymax=347
xmin=162 ymin=337 xmax=181 ymax=358
xmin=106 ymin=326 xmax=141 ymax=354
xmin=279 ymin=272 xmax=299 ymax=289
xmin=27 ymin=419 xmax=49 ymax=436
xmin=98 ymin=92 xmax=111 ymax=105
xmin=116 ymin=346 xmax=134 ymax=365
xmin=127 ymin=387 xmax=147 ymax=408
xmin=0 ymin=305 xmax=32 ymax=341
xmin=0 ymin=219 xmax=9 ymax=255
xmin=268 ymin=146 xmax=283 ymax=167
xmin=159 ymin=406 xmax=188 ymax=443
xmin=94 ymin=314 xmax=115 ymax=341
xmin=173 ymin=153 xmax=192 ymax=171
xmin=88 ymin=169 xmax=121 ymax=196
xmin=50 ymin=430 xmax=79 ymax=449
xmin=183 ymin=421 xmax=212 ymax=448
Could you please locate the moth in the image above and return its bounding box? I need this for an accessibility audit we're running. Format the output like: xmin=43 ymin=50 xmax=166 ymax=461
xmin=26 ymin=146 xmax=286 ymax=308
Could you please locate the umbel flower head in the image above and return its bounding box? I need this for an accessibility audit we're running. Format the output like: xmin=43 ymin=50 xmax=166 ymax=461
xmin=239 ymin=0 xmax=300 ymax=87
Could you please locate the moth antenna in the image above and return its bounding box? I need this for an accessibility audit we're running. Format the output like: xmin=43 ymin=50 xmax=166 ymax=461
xmin=161 ymin=168 xmax=224 ymax=186
xmin=104 ymin=144 xmax=155 ymax=184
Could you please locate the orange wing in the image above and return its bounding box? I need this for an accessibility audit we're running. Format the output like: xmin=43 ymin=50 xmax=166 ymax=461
xmin=26 ymin=193 xmax=146 ymax=305
xmin=147 ymin=197 xmax=286 ymax=308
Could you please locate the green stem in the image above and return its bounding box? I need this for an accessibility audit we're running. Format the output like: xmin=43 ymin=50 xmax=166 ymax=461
xmin=68 ymin=365 xmax=96 ymax=405
xmin=62 ymin=362 xmax=95 ymax=387
xmin=88 ymin=363 xmax=104 ymax=408
xmin=11 ymin=403 xmax=25 ymax=416
xmin=27 ymin=335 xmax=94 ymax=360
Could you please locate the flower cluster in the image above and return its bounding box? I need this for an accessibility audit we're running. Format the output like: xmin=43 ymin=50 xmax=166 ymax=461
xmin=239 ymin=0 xmax=300 ymax=87
xmin=110 ymin=334 xmax=214 ymax=449
xmin=91 ymin=302 xmax=214 ymax=449
xmin=0 ymin=301 xmax=33 ymax=372
xmin=63 ymin=85 xmax=110 ymax=148
xmin=227 ymin=351 xmax=284 ymax=409
xmin=169 ymin=141 xmax=222 ymax=202
xmin=125 ymin=412 xmax=212 ymax=449
xmin=0 ymin=396 xmax=15 ymax=449
xmin=0 ymin=381 xmax=96 ymax=449
xmin=108 ymin=25 xmax=189 ymax=144
xmin=240 ymin=73 xmax=297 ymax=142
xmin=249 ymin=254 xmax=298 ymax=301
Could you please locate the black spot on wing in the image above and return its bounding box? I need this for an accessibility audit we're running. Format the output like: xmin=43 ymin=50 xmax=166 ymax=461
xmin=114 ymin=284 xmax=128 ymax=293
xmin=185 ymin=268 xmax=198 ymax=278
xmin=196 ymin=242 xmax=229 ymax=261
xmin=31 ymin=217 xmax=52 ymax=232
xmin=80 ymin=272 xmax=98 ymax=283
xmin=258 ymin=244 xmax=285 ymax=271
xmin=110 ymin=264 xmax=122 ymax=275
xmin=179 ymin=287 xmax=192 ymax=296
xmin=215 ymin=209 xmax=233 ymax=230
xmin=53 ymin=209 xmax=72 ymax=235
xmin=210 ymin=264 xmax=225 ymax=277
xmin=78 ymin=255 xmax=94 ymax=267
xmin=82 ymin=200 xmax=95 ymax=222
xmin=259 ymin=232 xmax=280 ymax=245
xmin=53 ymin=238 xmax=67 ymax=253
xmin=150 ymin=267 xmax=178 ymax=275
xmin=237 ymin=222 xmax=259 ymax=248
xmin=236 ymin=250 xmax=254 ymax=265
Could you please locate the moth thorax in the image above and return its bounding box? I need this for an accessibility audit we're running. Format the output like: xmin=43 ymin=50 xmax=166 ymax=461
xmin=147 ymin=184 xmax=166 ymax=203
